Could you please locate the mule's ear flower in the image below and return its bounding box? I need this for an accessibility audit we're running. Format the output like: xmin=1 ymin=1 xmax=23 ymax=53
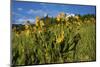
xmin=77 ymin=22 xmax=81 ymax=26
xmin=25 ymin=29 xmax=30 ymax=37
xmin=38 ymin=28 xmax=42 ymax=34
xmin=24 ymin=20 xmax=30 ymax=29
xmin=35 ymin=16 xmax=40 ymax=27
xmin=60 ymin=12 xmax=65 ymax=18
xmin=40 ymin=20 xmax=44 ymax=28
xmin=15 ymin=32 xmax=19 ymax=37
xmin=75 ymin=15 xmax=80 ymax=21
xmin=33 ymin=26 xmax=36 ymax=32
xmin=36 ymin=16 xmax=40 ymax=21
xmin=25 ymin=24 xmax=29 ymax=29
xmin=61 ymin=30 xmax=64 ymax=35
xmin=56 ymin=30 xmax=64 ymax=44
xmin=56 ymin=14 xmax=61 ymax=22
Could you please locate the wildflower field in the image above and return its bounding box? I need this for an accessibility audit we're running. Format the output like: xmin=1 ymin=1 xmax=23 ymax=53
xmin=12 ymin=13 xmax=96 ymax=65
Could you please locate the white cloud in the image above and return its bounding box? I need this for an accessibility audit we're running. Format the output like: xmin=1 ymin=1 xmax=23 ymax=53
xmin=12 ymin=12 xmax=20 ymax=16
xmin=26 ymin=18 xmax=35 ymax=23
xmin=17 ymin=8 xmax=23 ymax=11
xmin=27 ymin=9 xmax=45 ymax=14
xmin=16 ymin=18 xmax=25 ymax=24
xmin=16 ymin=18 xmax=35 ymax=24
xmin=12 ymin=12 xmax=23 ymax=17
xmin=27 ymin=9 xmax=49 ymax=17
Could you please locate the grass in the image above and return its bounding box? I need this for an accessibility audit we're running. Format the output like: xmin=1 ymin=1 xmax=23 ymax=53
xmin=12 ymin=17 xmax=96 ymax=66
xmin=75 ymin=23 xmax=96 ymax=61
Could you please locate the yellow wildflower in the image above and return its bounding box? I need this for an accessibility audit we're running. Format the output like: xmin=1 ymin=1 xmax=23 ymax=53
xmin=25 ymin=24 xmax=29 ymax=29
xmin=13 ymin=27 xmax=16 ymax=32
xmin=15 ymin=32 xmax=19 ymax=37
xmin=33 ymin=26 xmax=36 ymax=32
xmin=56 ymin=31 xmax=64 ymax=44
xmin=35 ymin=16 xmax=40 ymax=27
xmin=75 ymin=15 xmax=80 ymax=21
xmin=60 ymin=12 xmax=65 ymax=18
xmin=56 ymin=14 xmax=61 ymax=22
xmin=25 ymin=29 xmax=30 ymax=36
xmin=77 ymin=22 xmax=81 ymax=26
xmin=38 ymin=28 xmax=42 ymax=34
xmin=40 ymin=20 xmax=44 ymax=28
xmin=24 ymin=20 xmax=30 ymax=29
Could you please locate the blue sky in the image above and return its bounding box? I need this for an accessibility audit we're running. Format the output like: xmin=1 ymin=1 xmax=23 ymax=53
xmin=12 ymin=1 xmax=96 ymax=24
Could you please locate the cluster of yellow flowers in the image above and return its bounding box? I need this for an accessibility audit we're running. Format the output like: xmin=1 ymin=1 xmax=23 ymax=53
xmin=56 ymin=12 xmax=65 ymax=23
xmin=35 ymin=16 xmax=45 ymax=34
xmin=56 ymin=30 xmax=64 ymax=44
xmin=35 ymin=16 xmax=45 ymax=28
xmin=56 ymin=14 xmax=61 ymax=22
xmin=25 ymin=24 xmax=29 ymax=29
xmin=33 ymin=26 xmax=36 ymax=32
xmin=12 ymin=27 xmax=20 ymax=37
xmin=74 ymin=15 xmax=80 ymax=21
xmin=35 ymin=16 xmax=40 ymax=27
xmin=39 ymin=20 xmax=45 ymax=28
xmin=15 ymin=32 xmax=19 ymax=37
xmin=25 ymin=29 xmax=30 ymax=36
xmin=13 ymin=13 xmax=82 ymax=39
xmin=56 ymin=12 xmax=82 ymax=28
xmin=23 ymin=21 xmax=31 ymax=36
xmin=14 ymin=16 xmax=45 ymax=37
